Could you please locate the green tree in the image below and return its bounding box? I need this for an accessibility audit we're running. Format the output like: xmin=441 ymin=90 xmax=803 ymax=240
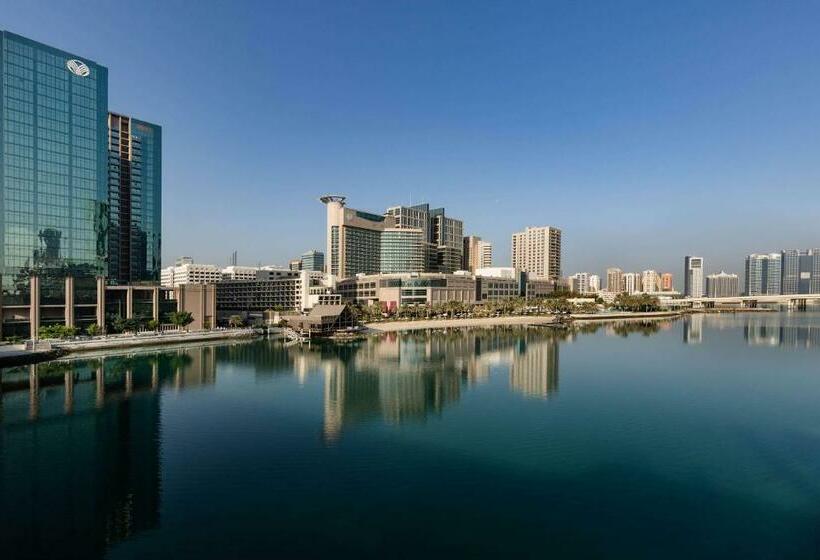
xmin=146 ymin=319 xmax=160 ymax=331
xmin=86 ymin=323 xmax=102 ymax=336
xmin=168 ymin=310 xmax=194 ymax=331
xmin=228 ymin=315 xmax=244 ymax=328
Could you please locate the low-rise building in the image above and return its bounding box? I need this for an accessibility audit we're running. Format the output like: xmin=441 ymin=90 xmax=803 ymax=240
xmin=222 ymin=265 xmax=260 ymax=281
xmin=337 ymin=273 xmax=476 ymax=311
xmin=161 ymin=260 xmax=222 ymax=287
xmin=215 ymin=270 xmax=339 ymax=323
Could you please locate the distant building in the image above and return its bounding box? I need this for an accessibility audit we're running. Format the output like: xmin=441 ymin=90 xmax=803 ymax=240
xmin=475 ymin=267 xmax=517 ymax=279
xmin=684 ymin=256 xmax=704 ymax=298
xmin=569 ymin=272 xmax=598 ymax=294
xmin=322 ymin=196 xmax=393 ymax=277
xmin=463 ymin=236 xmax=493 ymax=272
xmin=706 ymin=272 xmax=739 ymax=298
xmin=511 ymin=226 xmax=562 ymax=280
xmin=221 ymin=265 xmax=259 ymax=281
xmin=588 ymin=274 xmax=600 ymax=293
xmin=288 ymin=259 xmax=302 ymax=271
xmin=589 ymin=274 xmax=601 ymax=293
xmin=380 ymin=229 xmax=426 ymax=274
xmin=661 ymin=272 xmax=674 ymax=291
xmin=622 ymin=272 xmax=639 ymax=295
xmin=385 ymin=203 xmax=464 ymax=262
xmin=161 ymin=260 xmax=221 ymax=287
xmin=745 ymin=253 xmax=781 ymax=295
xmin=641 ymin=270 xmax=660 ymax=293
xmin=606 ymin=268 xmax=624 ymax=293
xmin=781 ymin=249 xmax=801 ymax=295
xmin=216 ymin=270 xmax=338 ymax=319
xmin=301 ymin=250 xmax=325 ymax=272
xmin=780 ymin=249 xmax=820 ymax=294
xmin=323 ymin=197 xmax=465 ymax=278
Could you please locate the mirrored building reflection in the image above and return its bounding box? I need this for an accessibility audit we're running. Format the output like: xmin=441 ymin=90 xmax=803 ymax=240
xmin=279 ymin=329 xmax=564 ymax=441
xmin=683 ymin=314 xmax=703 ymax=345
xmin=0 ymin=345 xmax=217 ymax=559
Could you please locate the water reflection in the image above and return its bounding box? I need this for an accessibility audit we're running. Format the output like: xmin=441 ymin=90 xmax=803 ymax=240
xmin=281 ymin=330 xmax=564 ymax=441
xmin=0 ymin=345 xmax=218 ymax=559
xmin=5 ymin=314 xmax=820 ymax=558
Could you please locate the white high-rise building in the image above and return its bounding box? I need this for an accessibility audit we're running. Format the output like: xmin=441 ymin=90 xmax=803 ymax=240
xmin=511 ymin=226 xmax=562 ymax=280
xmin=622 ymin=272 xmax=639 ymax=294
xmin=569 ymin=272 xmax=590 ymax=294
xmin=684 ymin=256 xmax=704 ymax=298
xmin=641 ymin=270 xmax=660 ymax=293
xmin=589 ymin=274 xmax=601 ymax=293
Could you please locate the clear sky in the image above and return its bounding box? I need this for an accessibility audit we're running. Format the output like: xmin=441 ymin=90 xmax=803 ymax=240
xmin=3 ymin=0 xmax=820 ymax=280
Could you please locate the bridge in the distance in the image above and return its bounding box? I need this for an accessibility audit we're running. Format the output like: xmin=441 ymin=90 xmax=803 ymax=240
xmin=663 ymin=294 xmax=820 ymax=309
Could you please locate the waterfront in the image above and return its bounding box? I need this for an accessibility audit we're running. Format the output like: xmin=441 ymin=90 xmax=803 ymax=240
xmin=3 ymin=312 xmax=820 ymax=558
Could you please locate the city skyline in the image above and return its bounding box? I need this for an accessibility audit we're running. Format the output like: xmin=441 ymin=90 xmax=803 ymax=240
xmin=2 ymin=3 xmax=820 ymax=276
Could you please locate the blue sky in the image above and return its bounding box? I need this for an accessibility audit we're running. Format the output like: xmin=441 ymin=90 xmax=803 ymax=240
xmin=3 ymin=0 xmax=820 ymax=280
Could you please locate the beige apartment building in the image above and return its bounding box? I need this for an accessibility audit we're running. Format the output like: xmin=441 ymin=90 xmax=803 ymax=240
xmin=511 ymin=226 xmax=562 ymax=280
xmin=463 ymin=236 xmax=493 ymax=272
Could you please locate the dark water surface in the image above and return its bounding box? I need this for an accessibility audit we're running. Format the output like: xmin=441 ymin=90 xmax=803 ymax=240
xmin=3 ymin=312 xmax=820 ymax=559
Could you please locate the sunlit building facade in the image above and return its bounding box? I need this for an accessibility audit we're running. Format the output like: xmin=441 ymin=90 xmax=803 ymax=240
xmin=1 ymin=32 xmax=109 ymax=335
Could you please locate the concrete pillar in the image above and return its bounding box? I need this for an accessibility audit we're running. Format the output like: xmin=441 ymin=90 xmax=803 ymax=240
xmin=126 ymin=287 xmax=134 ymax=319
xmin=64 ymin=371 xmax=74 ymax=414
xmin=64 ymin=276 xmax=75 ymax=328
xmin=96 ymin=276 xmax=106 ymax=331
xmin=29 ymin=275 xmax=40 ymax=340
xmin=152 ymin=287 xmax=160 ymax=322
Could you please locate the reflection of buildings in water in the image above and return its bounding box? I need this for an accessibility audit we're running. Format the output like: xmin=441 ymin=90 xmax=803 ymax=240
xmin=1 ymin=371 xmax=162 ymax=558
xmin=509 ymin=336 xmax=560 ymax=399
xmin=284 ymin=330 xmax=563 ymax=441
xmin=170 ymin=346 xmax=217 ymax=389
xmin=745 ymin=324 xmax=820 ymax=349
xmin=0 ymin=344 xmax=221 ymax=557
xmin=683 ymin=314 xmax=703 ymax=345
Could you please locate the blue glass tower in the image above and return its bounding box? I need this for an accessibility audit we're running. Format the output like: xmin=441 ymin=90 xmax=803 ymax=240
xmin=0 ymin=31 xmax=109 ymax=313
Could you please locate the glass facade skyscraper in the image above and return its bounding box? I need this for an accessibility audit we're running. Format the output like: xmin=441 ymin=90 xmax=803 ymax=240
xmin=108 ymin=112 xmax=161 ymax=284
xmin=0 ymin=31 xmax=108 ymax=308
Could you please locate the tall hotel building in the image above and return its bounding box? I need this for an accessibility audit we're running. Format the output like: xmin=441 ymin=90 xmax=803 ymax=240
xmin=322 ymin=195 xmax=394 ymax=278
xmin=107 ymin=112 xmax=161 ymax=284
xmin=386 ymin=203 xmax=464 ymax=274
xmin=1 ymin=32 xmax=108 ymax=315
xmin=324 ymin=197 xmax=466 ymax=278
xmin=0 ymin=31 xmax=162 ymax=336
xmin=511 ymin=226 xmax=561 ymax=280
xmin=683 ymin=256 xmax=704 ymax=298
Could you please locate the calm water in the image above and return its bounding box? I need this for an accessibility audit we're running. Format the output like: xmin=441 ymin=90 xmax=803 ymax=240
xmin=3 ymin=312 xmax=820 ymax=559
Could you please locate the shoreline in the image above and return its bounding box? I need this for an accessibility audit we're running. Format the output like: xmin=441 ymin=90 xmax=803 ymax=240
xmin=0 ymin=329 xmax=258 ymax=368
xmin=364 ymin=311 xmax=682 ymax=333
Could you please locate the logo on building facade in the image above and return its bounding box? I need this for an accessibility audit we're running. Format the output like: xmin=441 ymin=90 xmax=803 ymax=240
xmin=66 ymin=59 xmax=90 ymax=77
